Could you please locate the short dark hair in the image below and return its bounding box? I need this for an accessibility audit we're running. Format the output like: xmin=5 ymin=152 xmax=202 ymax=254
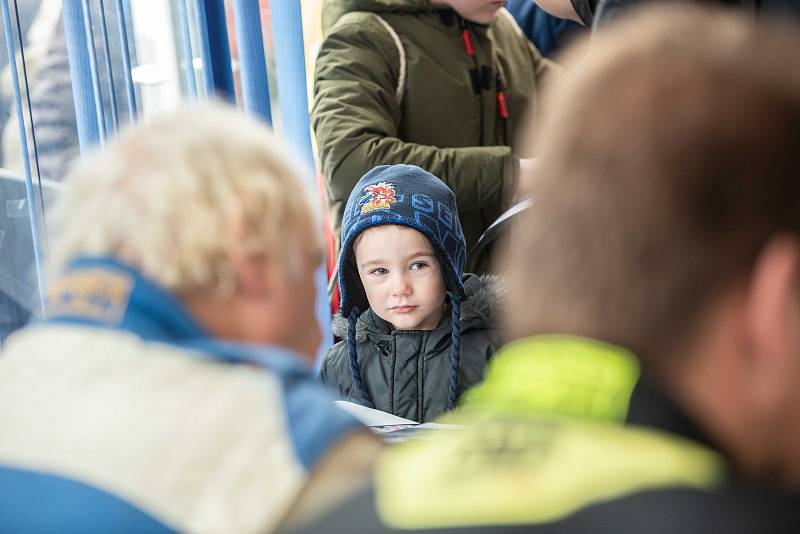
xmin=506 ymin=5 xmax=800 ymax=362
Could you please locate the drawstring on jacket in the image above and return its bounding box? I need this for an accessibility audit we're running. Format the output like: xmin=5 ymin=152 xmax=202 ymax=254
xmin=348 ymin=306 xmax=374 ymax=408
xmin=447 ymin=294 xmax=462 ymax=410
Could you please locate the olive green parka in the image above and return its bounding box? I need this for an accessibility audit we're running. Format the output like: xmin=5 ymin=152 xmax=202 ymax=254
xmin=312 ymin=0 xmax=556 ymax=272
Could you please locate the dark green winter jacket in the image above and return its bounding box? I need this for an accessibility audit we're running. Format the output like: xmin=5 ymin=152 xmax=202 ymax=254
xmin=312 ymin=0 xmax=556 ymax=272
xmin=320 ymin=274 xmax=504 ymax=422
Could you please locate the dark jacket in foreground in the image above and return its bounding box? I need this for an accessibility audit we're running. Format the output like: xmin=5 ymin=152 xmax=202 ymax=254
xmin=320 ymin=274 xmax=503 ymax=422
xmin=297 ymin=336 xmax=800 ymax=533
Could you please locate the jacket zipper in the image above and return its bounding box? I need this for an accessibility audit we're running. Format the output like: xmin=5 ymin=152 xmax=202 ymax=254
xmin=458 ymin=16 xmax=485 ymax=146
xmin=457 ymin=16 xmax=509 ymax=146
xmin=417 ymin=331 xmax=431 ymax=423
xmin=496 ymin=73 xmax=509 ymax=145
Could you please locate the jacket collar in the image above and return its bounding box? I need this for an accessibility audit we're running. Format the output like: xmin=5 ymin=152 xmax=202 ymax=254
xmin=460 ymin=335 xmax=718 ymax=449
xmin=45 ymin=256 xmax=208 ymax=344
xmin=42 ymin=257 xmax=310 ymax=371
xmin=460 ymin=335 xmax=640 ymax=423
xmin=339 ymin=306 xmax=453 ymax=358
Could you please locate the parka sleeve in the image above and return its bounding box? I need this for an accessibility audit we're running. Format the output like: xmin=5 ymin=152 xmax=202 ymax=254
xmin=526 ymin=38 xmax=560 ymax=86
xmin=311 ymin=15 xmax=515 ymax=218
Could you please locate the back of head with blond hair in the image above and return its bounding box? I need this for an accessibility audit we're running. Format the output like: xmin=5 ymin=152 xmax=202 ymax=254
xmin=506 ymin=5 xmax=800 ymax=363
xmin=49 ymin=103 xmax=321 ymax=294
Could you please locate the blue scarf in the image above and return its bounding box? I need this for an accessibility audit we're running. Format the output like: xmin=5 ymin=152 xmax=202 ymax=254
xmin=43 ymin=256 xmax=361 ymax=470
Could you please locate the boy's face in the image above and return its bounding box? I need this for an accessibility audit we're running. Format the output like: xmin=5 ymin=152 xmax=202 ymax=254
xmin=354 ymin=225 xmax=447 ymax=331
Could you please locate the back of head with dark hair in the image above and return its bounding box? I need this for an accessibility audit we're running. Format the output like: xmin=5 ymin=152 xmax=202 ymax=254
xmin=506 ymin=5 xmax=800 ymax=364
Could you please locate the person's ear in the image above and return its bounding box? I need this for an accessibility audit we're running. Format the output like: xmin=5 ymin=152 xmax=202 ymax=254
xmin=229 ymin=252 xmax=271 ymax=298
xmin=743 ymin=236 xmax=800 ymax=379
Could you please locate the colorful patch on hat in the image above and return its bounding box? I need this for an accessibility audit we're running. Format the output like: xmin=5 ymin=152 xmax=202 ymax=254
xmin=361 ymin=182 xmax=397 ymax=215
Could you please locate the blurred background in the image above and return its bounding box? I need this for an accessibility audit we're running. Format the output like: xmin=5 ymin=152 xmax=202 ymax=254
xmin=0 ymin=0 xmax=338 ymax=347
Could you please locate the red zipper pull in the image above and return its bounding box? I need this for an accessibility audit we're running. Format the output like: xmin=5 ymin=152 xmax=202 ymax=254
xmin=497 ymin=90 xmax=509 ymax=119
xmin=459 ymin=17 xmax=475 ymax=57
xmin=462 ymin=29 xmax=475 ymax=56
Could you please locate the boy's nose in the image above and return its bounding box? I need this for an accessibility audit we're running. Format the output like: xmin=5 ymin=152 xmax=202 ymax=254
xmin=390 ymin=274 xmax=411 ymax=296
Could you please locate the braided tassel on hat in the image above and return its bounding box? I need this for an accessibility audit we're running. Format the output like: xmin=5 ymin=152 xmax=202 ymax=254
xmin=347 ymin=306 xmax=374 ymax=408
xmin=447 ymin=293 xmax=462 ymax=411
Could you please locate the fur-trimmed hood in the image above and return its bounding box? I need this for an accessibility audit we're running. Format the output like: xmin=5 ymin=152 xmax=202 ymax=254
xmin=331 ymin=273 xmax=505 ymax=342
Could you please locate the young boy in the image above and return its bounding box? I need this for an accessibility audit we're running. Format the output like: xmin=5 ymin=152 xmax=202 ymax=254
xmin=320 ymin=164 xmax=503 ymax=422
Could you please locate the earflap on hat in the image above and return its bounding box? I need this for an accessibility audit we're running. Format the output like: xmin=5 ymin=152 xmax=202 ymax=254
xmin=339 ymin=243 xmax=370 ymax=321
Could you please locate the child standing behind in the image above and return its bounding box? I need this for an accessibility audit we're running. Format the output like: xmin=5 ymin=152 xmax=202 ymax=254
xmin=313 ymin=0 xmax=557 ymax=273
xmin=320 ymin=165 xmax=503 ymax=422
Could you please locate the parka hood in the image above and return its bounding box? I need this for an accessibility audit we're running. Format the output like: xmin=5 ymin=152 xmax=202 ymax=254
xmin=322 ymin=0 xmax=442 ymax=34
xmin=331 ymin=273 xmax=505 ymax=342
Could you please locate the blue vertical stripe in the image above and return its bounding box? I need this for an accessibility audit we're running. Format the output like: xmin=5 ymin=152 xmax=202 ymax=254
xmin=12 ymin=0 xmax=47 ymax=239
xmin=0 ymin=0 xmax=46 ymax=315
xmin=176 ymin=0 xmax=197 ymax=99
xmin=114 ymin=0 xmax=137 ymax=121
xmin=191 ymin=0 xmax=214 ymax=96
xmin=97 ymin=0 xmax=119 ymax=132
xmin=79 ymin=0 xmax=107 ymax=143
xmin=201 ymin=0 xmax=234 ymax=101
xmin=271 ymin=0 xmax=333 ymax=367
xmin=63 ymin=0 xmax=101 ymax=150
xmin=231 ymin=0 xmax=271 ymax=122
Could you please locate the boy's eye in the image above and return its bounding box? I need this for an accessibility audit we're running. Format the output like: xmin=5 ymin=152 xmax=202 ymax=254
xmin=369 ymin=267 xmax=389 ymax=276
xmin=410 ymin=261 xmax=429 ymax=271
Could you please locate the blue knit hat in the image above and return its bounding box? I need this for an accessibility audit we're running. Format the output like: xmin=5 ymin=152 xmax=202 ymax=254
xmin=338 ymin=164 xmax=467 ymax=411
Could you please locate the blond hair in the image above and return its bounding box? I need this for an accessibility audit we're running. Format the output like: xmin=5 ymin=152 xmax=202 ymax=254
xmin=49 ymin=103 xmax=321 ymax=294
xmin=506 ymin=5 xmax=800 ymax=360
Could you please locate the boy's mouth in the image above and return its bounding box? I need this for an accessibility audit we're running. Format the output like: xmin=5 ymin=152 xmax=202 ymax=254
xmin=390 ymin=305 xmax=417 ymax=314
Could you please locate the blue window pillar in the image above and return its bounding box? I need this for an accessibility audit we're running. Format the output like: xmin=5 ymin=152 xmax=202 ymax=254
xmin=272 ymin=0 xmax=333 ymax=368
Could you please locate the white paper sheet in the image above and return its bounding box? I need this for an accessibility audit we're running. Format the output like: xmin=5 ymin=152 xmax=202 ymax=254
xmin=334 ymin=400 xmax=418 ymax=426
